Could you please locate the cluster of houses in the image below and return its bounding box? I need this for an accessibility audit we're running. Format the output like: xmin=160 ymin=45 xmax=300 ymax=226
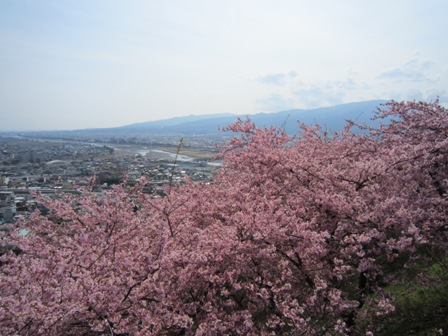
xmin=0 ymin=137 xmax=220 ymax=225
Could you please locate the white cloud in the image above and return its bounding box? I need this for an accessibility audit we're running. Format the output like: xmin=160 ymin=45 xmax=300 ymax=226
xmin=377 ymin=58 xmax=436 ymax=83
xmin=258 ymin=73 xmax=287 ymax=86
xmin=256 ymin=76 xmax=360 ymax=110
xmin=256 ymin=93 xmax=295 ymax=112
xmin=384 ymin=88 xmax=448 ymax=105
xmin=292 ymin=82 xmax=346 ymax=108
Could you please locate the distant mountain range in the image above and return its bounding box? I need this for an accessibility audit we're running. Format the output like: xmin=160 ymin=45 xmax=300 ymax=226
xmin=112 ymin=99 xmax=388 ymax=135
xmin=15 ymin=100 xmax=389 ymax=138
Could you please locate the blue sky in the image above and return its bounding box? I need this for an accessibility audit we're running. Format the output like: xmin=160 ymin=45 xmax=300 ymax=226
xmin=1 ymin=0 xmax=447 ymax=130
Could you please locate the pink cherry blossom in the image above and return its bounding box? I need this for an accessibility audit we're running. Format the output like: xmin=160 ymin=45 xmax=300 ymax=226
xmin=1 ymin=100 xmax=447 ymax=335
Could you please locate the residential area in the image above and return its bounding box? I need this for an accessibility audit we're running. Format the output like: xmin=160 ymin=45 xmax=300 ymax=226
xmin=0 ymin=136 xmax=221 ymax=225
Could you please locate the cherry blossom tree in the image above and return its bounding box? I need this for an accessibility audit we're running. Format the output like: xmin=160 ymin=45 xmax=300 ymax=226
xmin=1 ymin=100 xmax=447 ymax=335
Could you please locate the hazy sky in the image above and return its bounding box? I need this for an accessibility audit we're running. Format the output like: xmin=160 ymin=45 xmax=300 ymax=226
xmin=1 ymin=0 xmax=447 ymax=131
